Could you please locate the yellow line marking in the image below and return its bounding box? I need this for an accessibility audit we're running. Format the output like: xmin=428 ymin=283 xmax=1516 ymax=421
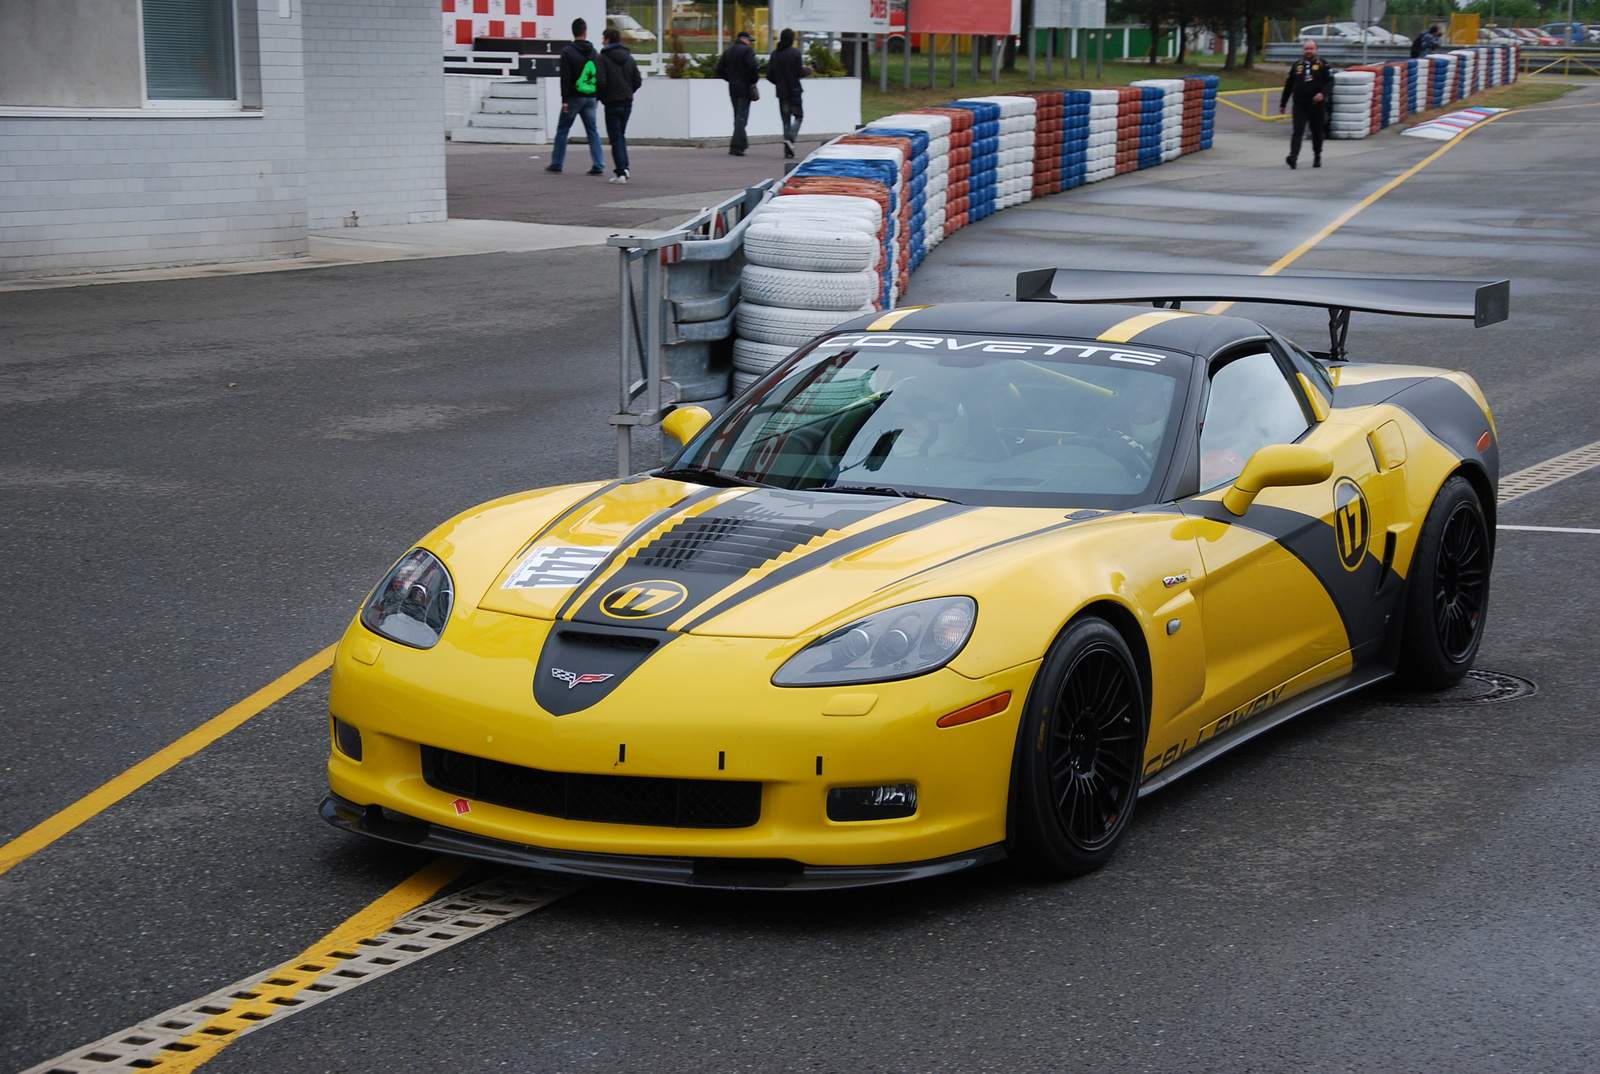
xmin=150 ymin=855 xmax=472 ymax=1073
xmin=1097 ymin=309 xmax=1196 ymax=342
xmin=0 ymin=643 xmax=338 ymax=878
xmin=1205 ymin=109 xmax=1513 ymax=315
xmin=867 ymin=305 xmax=930 ymax=330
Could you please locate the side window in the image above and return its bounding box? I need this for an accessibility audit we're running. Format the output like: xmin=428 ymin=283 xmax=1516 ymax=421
xmin=1198 ymin=353 xmax=1311 ymax=490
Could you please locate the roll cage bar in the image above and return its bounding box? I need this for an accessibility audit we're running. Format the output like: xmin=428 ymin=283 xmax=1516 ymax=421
xmin=1015 ymin=268 xmax=1510 ymax=362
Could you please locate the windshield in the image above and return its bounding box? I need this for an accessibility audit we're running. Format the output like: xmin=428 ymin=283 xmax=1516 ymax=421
xmin=672 ymin=331 xmax=1192 ymax=508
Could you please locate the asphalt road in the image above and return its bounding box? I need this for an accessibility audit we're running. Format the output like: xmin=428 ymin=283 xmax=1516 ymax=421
xmin=5 ymin=90 xmax=1599 ymax=1072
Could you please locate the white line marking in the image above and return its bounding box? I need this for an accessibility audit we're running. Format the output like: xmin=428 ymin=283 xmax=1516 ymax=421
xmin=1498 ymin=439 xmax=1600 ymax=504
xmin=24 ymin=872 xmax=581 ymax=1074
xmin=1498 ymin=525 xmax=1600 ymax=534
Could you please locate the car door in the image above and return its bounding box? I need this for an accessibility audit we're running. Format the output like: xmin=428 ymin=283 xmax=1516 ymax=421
xmin=1177 ymin=346 xmax=1391 ymax=726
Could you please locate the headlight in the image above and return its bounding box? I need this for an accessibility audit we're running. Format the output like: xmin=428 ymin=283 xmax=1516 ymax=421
xmin=772 ymin=596 xmax=976 ymax=687
xmin=360 ymin=549 xmax=455 ymax=649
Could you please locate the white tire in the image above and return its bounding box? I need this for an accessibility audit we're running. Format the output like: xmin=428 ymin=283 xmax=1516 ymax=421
xmin=741 ymin=264 xmax=880 ymax=311
xmin=733 ymin=337 xmax=795 ymax=374
xmin=743 ymin=222 xmax=879 ymax=273
xmin=735 ymin=301 xmax=873 ymax=347
xmin=733 ymin=370 xmax=761 ymax=395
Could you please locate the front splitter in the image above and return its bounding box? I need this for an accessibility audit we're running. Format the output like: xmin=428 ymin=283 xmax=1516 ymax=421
xmin=320 ymin=792 xmax=1006 ymax=891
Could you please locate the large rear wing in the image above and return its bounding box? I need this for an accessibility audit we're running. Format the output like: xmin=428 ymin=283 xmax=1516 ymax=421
xmin=1015 ymin=268 xmax=1510 ymax=361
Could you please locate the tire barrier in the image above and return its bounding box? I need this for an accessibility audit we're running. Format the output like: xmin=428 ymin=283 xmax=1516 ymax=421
xmin=1331 ymin=45 xmax=1518 ymax=139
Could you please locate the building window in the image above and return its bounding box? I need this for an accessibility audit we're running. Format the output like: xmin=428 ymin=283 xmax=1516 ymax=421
xmin=143 ymin=0 xmax=238 ymax=101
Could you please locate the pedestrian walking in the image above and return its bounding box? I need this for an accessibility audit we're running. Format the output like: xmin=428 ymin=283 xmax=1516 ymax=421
xmin=767 ymin=28 xmax=808 ymax=158
xmin=547 ymin=17 xmax=607 ymax=175
xmin=1279 ymin=38 xmax=1332 ymax=170
xmin=599 ymin=26 xmax=643 ymax=183
xmin=714 ymin=30 xmax=759 ymax=156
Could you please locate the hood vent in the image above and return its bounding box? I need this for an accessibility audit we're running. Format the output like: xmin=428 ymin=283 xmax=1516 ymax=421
xmin=630 ymin=515 xmax=828 ymax=574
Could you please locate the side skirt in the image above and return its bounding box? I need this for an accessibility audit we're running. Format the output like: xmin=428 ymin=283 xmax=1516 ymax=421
xmin=1137 ymin=664 xmax=1393 ymax=796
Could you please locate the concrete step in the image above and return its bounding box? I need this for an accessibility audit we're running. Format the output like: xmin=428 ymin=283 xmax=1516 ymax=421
xmin=487 ymin=81 xmax=541 ymax=99
xmin=482 ymin=99 xmax=544 ymax=115
xmin=470 ymin=112 xmax=544 ymax=129
xmin=451 ymin=126 xmax=546 ymax=144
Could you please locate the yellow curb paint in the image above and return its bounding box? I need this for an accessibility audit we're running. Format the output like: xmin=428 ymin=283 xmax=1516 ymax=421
xmin=1205 ymin=109 xmax=1513 ymax=315
xmin=0 ymin=643 xmax=338 ymax=877
xmin=151 ymin=855 xmax=472 ymax=1073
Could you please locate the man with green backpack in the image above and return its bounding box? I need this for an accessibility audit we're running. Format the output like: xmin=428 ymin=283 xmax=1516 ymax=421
xmin=546 ymin=17 xmax=607 ymax=175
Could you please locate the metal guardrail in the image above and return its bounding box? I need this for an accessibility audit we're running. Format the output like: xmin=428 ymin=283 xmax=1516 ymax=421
xmin=1522 ymin=51 xmax=1600 ymax=77
xmin=1263 ymin=43 xmax=1412 ymax=64
xmin=607 ymin=180 xmax=780 ymax=476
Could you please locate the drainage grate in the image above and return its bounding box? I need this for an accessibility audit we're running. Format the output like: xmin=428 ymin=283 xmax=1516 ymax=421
xmin=23 ymin=873 xmax=578 ymax=1074
xmin=1366 ymin=669 xmax=1537 ymax=708
xmin=1498 ymin=439 xmax=1600 ymax=504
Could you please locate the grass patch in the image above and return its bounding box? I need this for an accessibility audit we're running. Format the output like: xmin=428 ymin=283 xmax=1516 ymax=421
xmin=858 ymin=56 xmax=1283 ymax=122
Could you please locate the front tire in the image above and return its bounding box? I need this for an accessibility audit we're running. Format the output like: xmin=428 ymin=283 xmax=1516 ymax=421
xmin=1398 ymin=474 xmax=1491 ymax=688
xmin=1009 ymin=617 xmax=1148 ymax=877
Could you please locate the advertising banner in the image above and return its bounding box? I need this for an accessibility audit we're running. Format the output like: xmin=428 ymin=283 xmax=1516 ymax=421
xmin=769 ymin=0 xmax=891 ymax=34
xmin=1033 ymin=0 xmax=1105 ymax=30
xmin=442 ymin=0 xmax=605 ymax=46
xmin=908 ymin=0 xmax=1020 ymax=36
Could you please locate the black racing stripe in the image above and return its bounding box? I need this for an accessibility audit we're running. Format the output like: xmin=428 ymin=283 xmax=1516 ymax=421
xmin=1331 ymin=376 xmax=1429 ymax=408
xmin=553 ymin=485 xmax=727 ymax=620
xmin=870 ymin=509 xmax=1146 ymax=592
xmin=677 ymin=501 xmax=977 ymax=634
xmin=520 ymin=477 xmax=640 ymax=554
xmin=569 ymin=488 xmax=902 ymax=629
xmin=1183 ymin=499 xmax=1401 ymax=659
xmin=1384 ymin=377 xmax=1498 ymax=492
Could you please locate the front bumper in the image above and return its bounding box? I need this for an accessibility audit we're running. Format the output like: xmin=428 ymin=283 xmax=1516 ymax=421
xmin=321 ymin=792 xmax=1006 ymax=890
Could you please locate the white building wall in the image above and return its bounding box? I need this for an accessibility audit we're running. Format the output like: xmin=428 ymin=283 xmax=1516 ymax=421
xmin=302 ymin=0 xmax=447 ymax=229
xmin=0 ymin=0 xmax=310 ymax=280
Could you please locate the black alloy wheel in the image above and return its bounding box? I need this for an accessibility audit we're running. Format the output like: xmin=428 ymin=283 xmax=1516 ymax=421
xmin=1399 ymin=474 xmax=1492 ymax=688
xmin=1434 ymin=500 xmax=1489 ymax=661
xmin=1010 ymin=617 xmax=1147 ymax=877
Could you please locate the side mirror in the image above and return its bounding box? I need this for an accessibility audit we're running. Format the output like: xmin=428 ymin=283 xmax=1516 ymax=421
xmin=662 ymin=405 xmax=712 ymax=447
xmin=1222 ymin=444 xmax=1334 ymax=516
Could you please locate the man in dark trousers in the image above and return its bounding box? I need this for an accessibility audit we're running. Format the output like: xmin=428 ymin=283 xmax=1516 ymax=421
xmin=714 ymin=31 xmax=759 ymax=156
xmin=547 ymin=17 xmax=606 ymax=175
xmin=1279 ymin=38 xmax=1333 ymax=170
xmin=599 ymin=26 xmax=643 ymax=183
xmin=767 ymin=27 xmax=807 ymax=158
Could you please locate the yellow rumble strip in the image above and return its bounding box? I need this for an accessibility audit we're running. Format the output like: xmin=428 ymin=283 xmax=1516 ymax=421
xmin=1096 ymin=309 xmax=1197 ymax=343
xmin=23 ymin=866 xmax=582 ymax=1074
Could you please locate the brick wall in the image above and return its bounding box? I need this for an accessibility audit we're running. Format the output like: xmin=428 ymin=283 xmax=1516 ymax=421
xmin=0 ymin=0 xmax=310 ymax=279
xmin=302 ymin=0 xmax=447 ymax=229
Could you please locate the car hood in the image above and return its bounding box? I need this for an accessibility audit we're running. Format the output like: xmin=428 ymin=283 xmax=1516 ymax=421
xmin=475 ymin=479 xmax=1071 ymax=640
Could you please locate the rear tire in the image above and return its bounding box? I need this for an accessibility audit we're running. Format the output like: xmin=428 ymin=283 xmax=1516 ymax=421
xmin=1009 ymin=617 xmax=1148 ymax=878
xmin=1397 ymin=474 xmax=1491 ymax=688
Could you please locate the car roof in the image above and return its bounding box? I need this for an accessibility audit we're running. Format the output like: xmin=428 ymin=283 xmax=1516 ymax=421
xmin=828 ymin=301 xmax=1273 ymax=359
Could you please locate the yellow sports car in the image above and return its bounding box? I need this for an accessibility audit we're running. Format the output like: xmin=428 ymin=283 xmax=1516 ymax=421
xmin=322 ymin=270 xmax=1507 ymax=889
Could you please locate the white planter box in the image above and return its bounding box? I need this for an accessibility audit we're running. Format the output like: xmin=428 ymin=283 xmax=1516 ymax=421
xmin=622 ymin=76 xmax=861 ymax=142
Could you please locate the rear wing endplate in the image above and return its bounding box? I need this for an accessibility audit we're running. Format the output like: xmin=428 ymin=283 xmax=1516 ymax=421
xmin=1015 ymin=268 xmax=1510 ymax=361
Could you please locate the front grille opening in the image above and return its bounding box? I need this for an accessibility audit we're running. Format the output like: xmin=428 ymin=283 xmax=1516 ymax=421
xmin=421 ymin=746 xmax=760 ymax=829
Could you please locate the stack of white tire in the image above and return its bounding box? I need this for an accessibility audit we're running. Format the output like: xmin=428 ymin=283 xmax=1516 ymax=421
xmin=1411 ymin=57 xmax=1431 ymax=113
xmin=1330 ymin=71 xmax=1376 ymax=140
xmin=733 ymin=194 xmax=882 ymax=393
xmin=1451 ymin=49 xmax=1477 ymax=98
xmin=964 ymin=95 xmax=1037 ymax=209
xmin=1085 ymin=90 xmax=1119 ymax=183
xmin=865 ymin=112 xmax=953 ymax=255
xmin=1131 ymin=79 xmax=1185 ymax=162
xmin=812 ymin=142 xmax=907 ymax=305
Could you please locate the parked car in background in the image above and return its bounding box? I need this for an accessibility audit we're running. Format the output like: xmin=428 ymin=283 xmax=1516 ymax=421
xmin=1297 ymin=22 xmax=1363 ymax=42
xmin=1479 ymin=26 xmax=1518 ymax=43
xmin=1512 ymin=27 xmax=1561 ymax=44
xmin=1363 ymin=26 xmax=1411 ymax=46
xmin=606 ymin=13 xmax=657 ymax=46
xmin=1541 ymin=22 xmax=1586 ymax=42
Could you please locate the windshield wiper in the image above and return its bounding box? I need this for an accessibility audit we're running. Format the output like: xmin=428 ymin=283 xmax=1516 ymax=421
xmin=652 ymin=466 xmax=768 ymax=489
xmin=812 ymin=483 xmax=960 ymax=503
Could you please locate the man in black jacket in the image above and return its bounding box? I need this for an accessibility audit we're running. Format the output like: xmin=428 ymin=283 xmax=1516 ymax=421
xmin=714 ymin=31 xmax=759 ymax=156
xmin=599 ymin=27 xmax=643 ymax=183
xmin=547 ymin=17 xmax=606 ymax=175
xmin=767 ymin=28 xmax=807 ymax=158
xmin=1278 ymin=38 xmax=1333 ymax=169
